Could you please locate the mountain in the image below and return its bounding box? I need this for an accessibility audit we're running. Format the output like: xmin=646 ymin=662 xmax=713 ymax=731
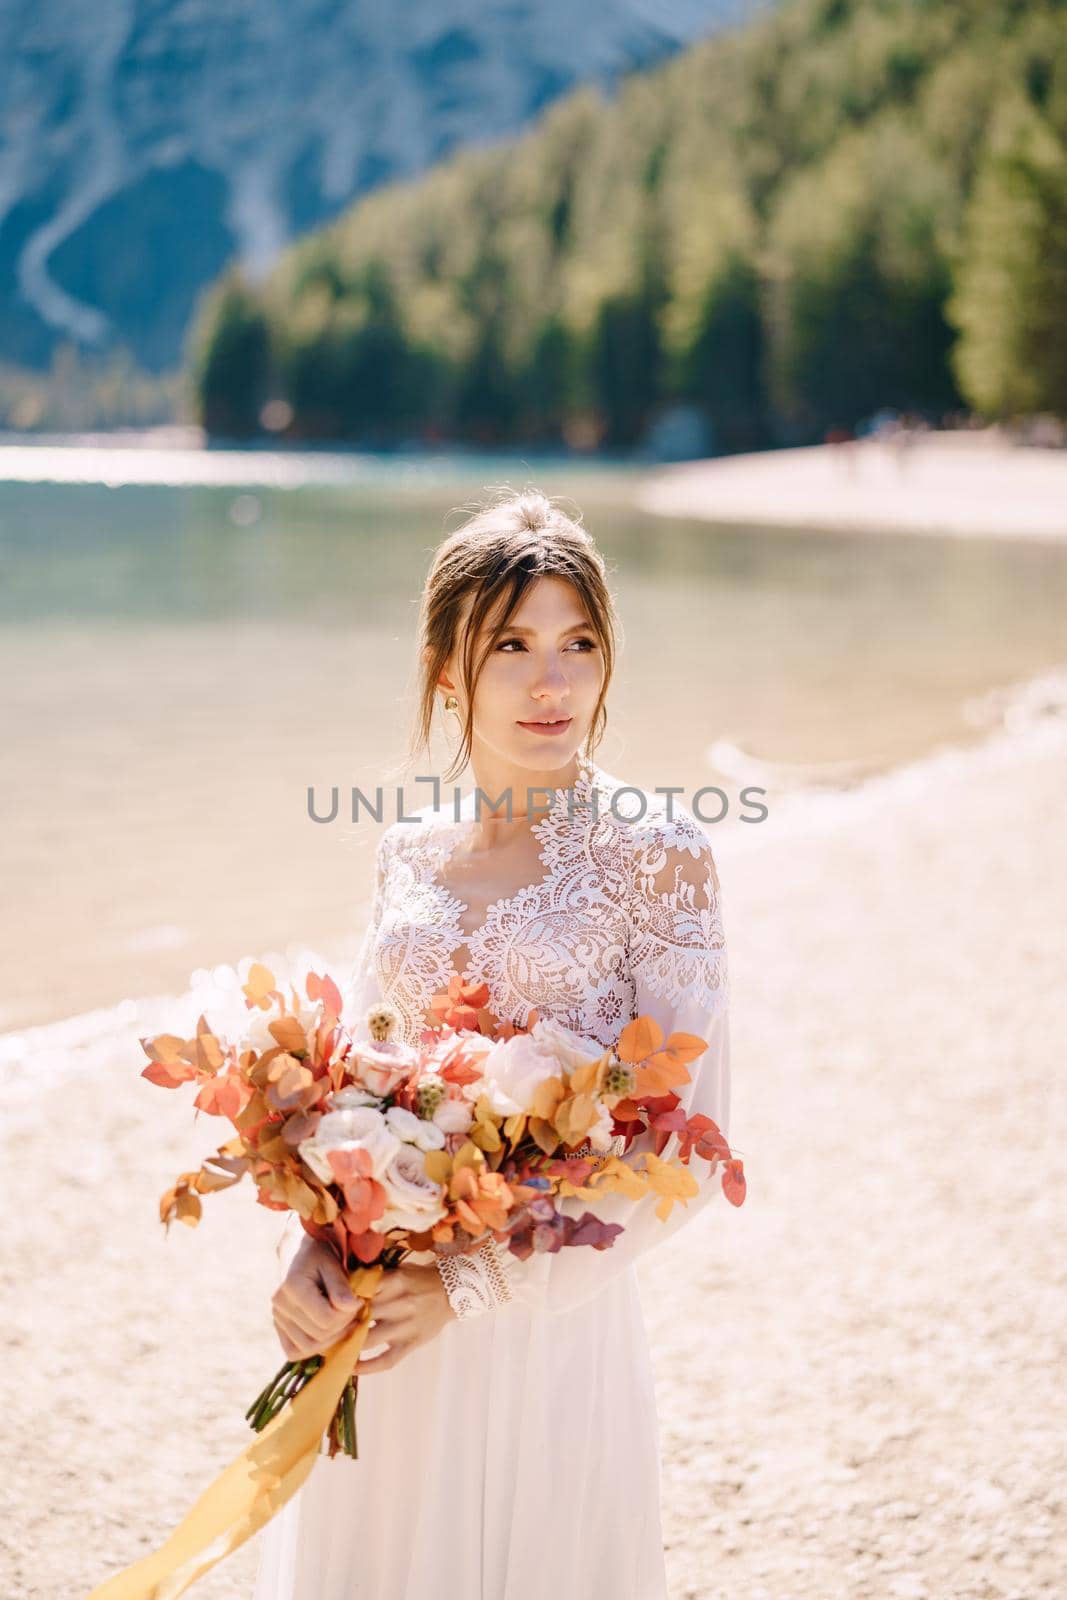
xmin=0 ymin=0 xmax=754 ymax=374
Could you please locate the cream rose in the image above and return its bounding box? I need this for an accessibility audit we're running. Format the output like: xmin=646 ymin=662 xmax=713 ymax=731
xmin=298 ymin=1105 xmax=402 ymax=1184
xmin=529 ymin=1016 xmax=607 ymax=1076
xmin=371 ymin=1144 xmax=449 ymax=1234
xmin=432 ymin=1096 xmax=474 ymax=1135
xmin=348 ymin=1040 xmax=418 ymax=1098
xmin=480 ymin=1031 xmax=561 ymax=1117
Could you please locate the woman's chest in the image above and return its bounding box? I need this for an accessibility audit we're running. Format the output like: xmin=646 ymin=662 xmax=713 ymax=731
xmin=370 ymin=824 xmax=636 ymax=1046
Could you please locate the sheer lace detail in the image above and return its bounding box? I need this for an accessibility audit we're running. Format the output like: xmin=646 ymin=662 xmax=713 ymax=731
xmin=627 ymin=810 xmax=728 ymax=1013
xmin=369 ymin=756 xmax=729 ymax=1050
xmin=437 ymin=1236 xmax=515 ymax=1318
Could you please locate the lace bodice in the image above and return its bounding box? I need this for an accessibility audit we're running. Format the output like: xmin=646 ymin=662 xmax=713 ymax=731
xmin=356 ymin=754 xmax=729 ymax=1049
xmin=347 ymin=753 xmax=732 ymax=1321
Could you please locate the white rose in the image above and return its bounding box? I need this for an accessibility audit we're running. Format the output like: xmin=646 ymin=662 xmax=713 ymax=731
xmin=371 ymin=1144 xmax=448 ymax=1234
xmin=298 ymin=1105 xmax=401 ymax=1184
xmin=385 ymin=1104 xmax=446 ymax=1151
xmin=529 ymin=1017 xmax=607 ymax=1076
xmin=432 ymin=1097 xmax=474 ymax=1135
xmin=480 ymin=1031 xmax=561 ymax=1117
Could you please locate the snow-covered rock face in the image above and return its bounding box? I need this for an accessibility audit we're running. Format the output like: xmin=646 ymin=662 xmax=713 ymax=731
xmin=0 ymin=0 xmax=747 ymax=372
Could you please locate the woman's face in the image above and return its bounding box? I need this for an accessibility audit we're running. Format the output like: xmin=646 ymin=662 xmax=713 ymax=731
xmin=444 ymin=575 xmax=604 ymax=773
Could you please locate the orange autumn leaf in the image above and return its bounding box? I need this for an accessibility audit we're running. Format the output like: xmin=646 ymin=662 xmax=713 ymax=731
xmin=633 ymin=1054 xmax=692 ymax=1097
xmin=242 ymin=962 xmax=277 ymax=1010
xmin=263 ymin=1052 xmax=317 ymax=1112
xmin=141 ymin=1057 xmax=197 ymax=1089
xmin=429 ymin=975 xmax=491 ymax=1033
xmin=633 ymin=1032 xmax=706 ymax=1098
xmin=139 ymin=1031 xmax=197 ymax=1088
xmin=449 ymin=1166 xmax=513 ymax=1233
xmin=268 ymin=1014 xmax=311 ymax=1055
xmin=233 ymin=1087 xmax=274 ymax=1141
xmin=306 ymin=970 xmax=343 ymax=1020
xmin=616 ymin=1014 xmax=663 ymax=1064
xmin=159 ymin=1173 xmax=204 ymax=1230
xmin=194 ymin=1071 xmax=251 ymax=1121
xmin=437 ymin=1045 xmax=486 ymax=1090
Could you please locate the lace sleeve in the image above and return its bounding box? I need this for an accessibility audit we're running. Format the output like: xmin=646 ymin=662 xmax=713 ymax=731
xmin=437 ymin=810 xmax=731 ymax=1319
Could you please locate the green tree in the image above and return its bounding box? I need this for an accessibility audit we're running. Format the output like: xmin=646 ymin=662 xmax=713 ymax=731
xmin=948 ymin=101 xmax=1067 ymax=416
xmin=188 ymin=270 xmax=272 ymax=437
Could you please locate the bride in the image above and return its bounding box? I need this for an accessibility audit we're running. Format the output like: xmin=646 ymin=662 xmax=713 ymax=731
xmin=254 ymin=487 xmax=732 ymax=1599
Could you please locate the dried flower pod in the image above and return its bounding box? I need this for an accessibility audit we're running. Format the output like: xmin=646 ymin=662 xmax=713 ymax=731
xmin=366 ymin=1002 xmax=399 ymax=1043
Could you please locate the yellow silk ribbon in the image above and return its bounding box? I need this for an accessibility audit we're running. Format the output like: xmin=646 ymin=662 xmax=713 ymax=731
xmin=84 ymin=1264 xmax=383 ymax=1600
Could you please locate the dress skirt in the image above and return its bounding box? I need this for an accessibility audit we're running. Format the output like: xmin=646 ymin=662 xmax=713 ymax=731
xmin=251 ymin=1251 xmax=669 ymax=1600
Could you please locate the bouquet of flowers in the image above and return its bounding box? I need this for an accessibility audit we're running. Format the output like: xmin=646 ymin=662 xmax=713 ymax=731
xmin=86 ymin=958 xmax=744 ymax=1598
xmin=142 ymin=961 xmax=745 ymax=1460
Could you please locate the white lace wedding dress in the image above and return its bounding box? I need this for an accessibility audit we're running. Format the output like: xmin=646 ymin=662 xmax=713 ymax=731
xmin=252 ymin=754 xmax=731 ymax=1600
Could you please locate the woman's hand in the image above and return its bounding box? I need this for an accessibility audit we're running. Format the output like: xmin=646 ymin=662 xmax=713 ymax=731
xmin=271 ymin=1234 xmax=365 ymax=1361
xmin=355 ymin=1260 xmax=456 ymax=1375
xmin=271 ymin=1235 xmax=455 ymax=1369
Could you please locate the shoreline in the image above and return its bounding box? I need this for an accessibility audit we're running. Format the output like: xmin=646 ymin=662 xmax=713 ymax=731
xmin=637 ymin=432 xmax=1067 ymax=542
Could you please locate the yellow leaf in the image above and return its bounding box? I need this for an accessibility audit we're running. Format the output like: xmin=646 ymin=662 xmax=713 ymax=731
xmin=452 ymin=1140 xmax=485 ymax=1173
xmin=528 ymin=1116 xmax=560 ymax=1156
xmin=423 ymin=1149 xmax=452 ymax=1185
xmin=587 ymin=1155 xmax=648 ymax=1200
xmin=643 ymin=1152 xmax=700 ymax=1221
xmin=569 ymin=1053 xmax=609 ymax=1095
xmin=555 ymin=1090 xmax=597 ymax=1144
xmin=530 ymin=1075 xmax=566 ymax=1120
xmin=243 ymin=963 xmax=276 ymax=1008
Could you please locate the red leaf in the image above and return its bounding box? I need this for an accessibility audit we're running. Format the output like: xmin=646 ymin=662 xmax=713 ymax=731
xmin=722 ymin=1158 xmax=746 ymax=1207
xmin=140 ymin=1060 xmax=196 ymax=1089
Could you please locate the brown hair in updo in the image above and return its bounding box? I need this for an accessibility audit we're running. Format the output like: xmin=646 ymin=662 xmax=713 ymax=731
xmin=407 ymin=486 xmax=621 ymax=784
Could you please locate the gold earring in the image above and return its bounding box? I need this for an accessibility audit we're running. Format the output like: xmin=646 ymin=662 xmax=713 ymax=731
xmin=443 ymin=694 xmax=459 ymax=714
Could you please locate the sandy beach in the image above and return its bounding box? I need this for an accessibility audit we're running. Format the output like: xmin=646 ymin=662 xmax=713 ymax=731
xmin=1 ymin=665 xmax=1063 ymax=1598
xmin=637 ymin=433 xmax=1067 ymax=542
